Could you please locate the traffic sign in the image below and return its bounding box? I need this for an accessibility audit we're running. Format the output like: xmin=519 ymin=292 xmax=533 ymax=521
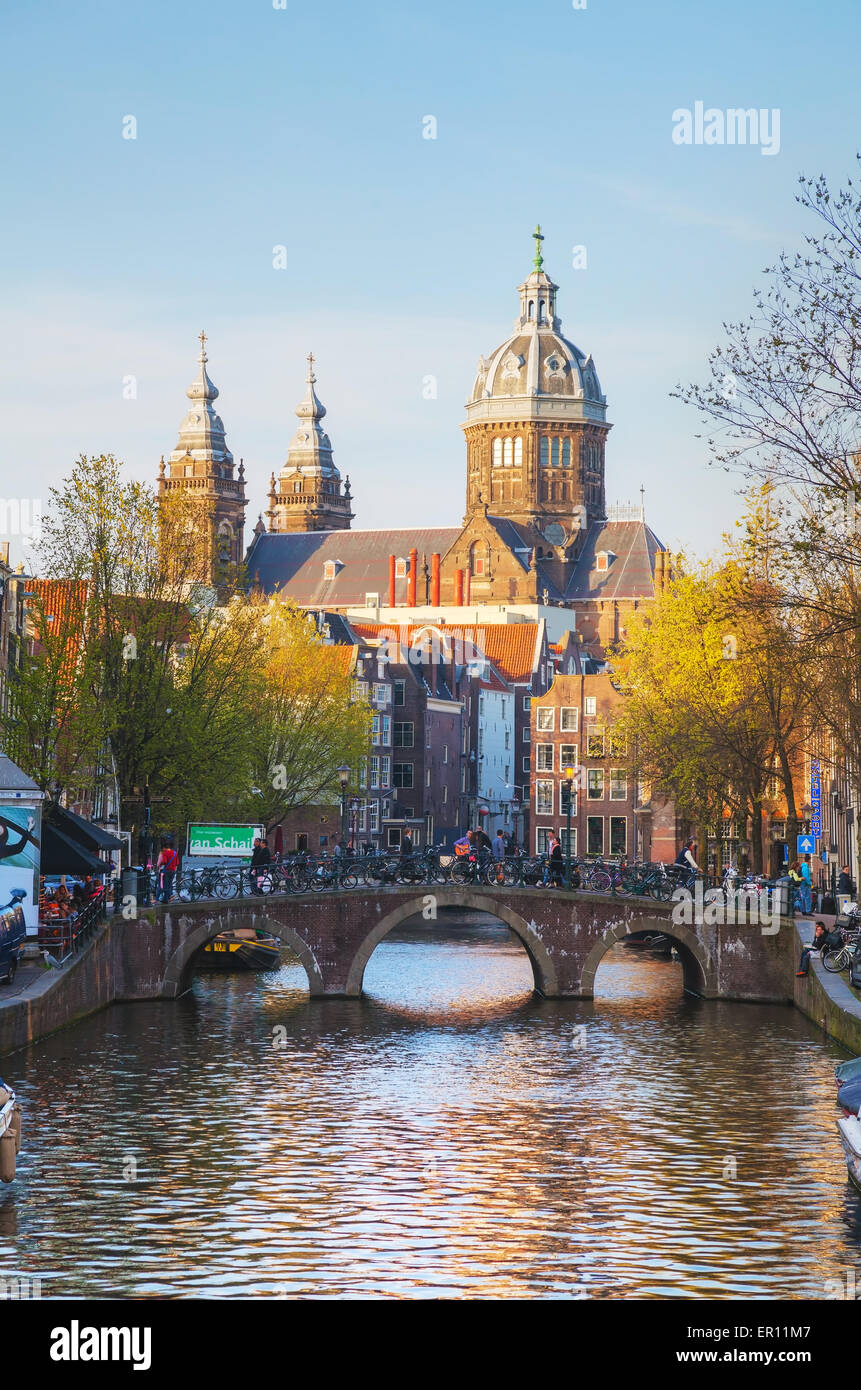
xmin=797 ymin=834 xmax=815 ymax=854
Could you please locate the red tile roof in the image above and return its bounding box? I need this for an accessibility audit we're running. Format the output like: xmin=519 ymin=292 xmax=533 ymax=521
xmin=347 ymin=619 xmax=542 ymax=684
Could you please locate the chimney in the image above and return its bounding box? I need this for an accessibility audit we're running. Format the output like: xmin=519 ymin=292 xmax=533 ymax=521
xmin=408 ymin=547 xmax=418 ymax=607
xmin=431 ymin=552 xmax=441 ymax=607
xmin=455 ymin=568 xmax=464 ymax=606
xmin=389 ymin=553 xmax=396 ymax=608
xmin=464 ymin=567 xmax=471 ymax=606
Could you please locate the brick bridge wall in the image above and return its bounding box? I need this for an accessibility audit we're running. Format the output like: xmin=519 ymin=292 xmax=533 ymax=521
xmin=108 ymin=887 xmax=795 ymax=1004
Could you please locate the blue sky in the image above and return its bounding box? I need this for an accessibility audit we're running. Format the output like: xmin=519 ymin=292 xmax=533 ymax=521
xmin=2 ymin=0 xmax=859 ymax=564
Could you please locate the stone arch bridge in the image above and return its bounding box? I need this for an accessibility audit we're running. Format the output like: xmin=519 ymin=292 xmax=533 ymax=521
xmin=116 ymin=886 xmax=795 ymax=1005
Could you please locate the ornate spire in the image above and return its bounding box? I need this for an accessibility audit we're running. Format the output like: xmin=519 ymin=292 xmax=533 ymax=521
xmin=267 ymin=355 xmax=353 ymax=533
xmin=168 ymin=333 xmax=234 ymax=469
xmin=532 ymin=224 xmax=544 ymax=272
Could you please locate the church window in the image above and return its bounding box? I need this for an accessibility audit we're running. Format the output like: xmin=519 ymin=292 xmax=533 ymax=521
xmin=538 ymin=300 xmax=546 ymax=323
xmin=528 ymin=300 xmax=534 ymax=320
xmin=551 ymin=437 xmax=560 ymax=467
xmin=562 ymin=438 xmax=571 ymax=467
xmin=540 ymin=436 xmax=549 ymax=467
xmin=513 ymin=437 xmax=522 ymax=467
xmin=492 ymin=437 xmax=502 ymax=468
xmin=184 ymin=465 xmax=192 ymax=477
xmin=293 ymin=481 xmax=301 ymax=493
xmin=503 ymin=438 xmax=513 ymax=467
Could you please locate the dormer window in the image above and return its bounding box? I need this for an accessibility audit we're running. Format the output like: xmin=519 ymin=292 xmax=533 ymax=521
xmin=324 ymin=560 xmax=337 ymax=581
xmin=395 ymin=557 xmax=407 ymax=578
xmin=596 ymin=551 xmax=615 ymax=572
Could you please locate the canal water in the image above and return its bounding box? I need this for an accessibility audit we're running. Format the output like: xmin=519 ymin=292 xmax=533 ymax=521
xmin=1 ymin=917 xmax=859 ymax=1299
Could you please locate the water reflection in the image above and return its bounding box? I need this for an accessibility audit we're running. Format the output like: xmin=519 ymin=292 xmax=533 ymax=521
xmin=0 ymin=918 xmax=857 ymax=1298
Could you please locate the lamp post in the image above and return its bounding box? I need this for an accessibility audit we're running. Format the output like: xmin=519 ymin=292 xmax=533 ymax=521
xmin=349 ymin=795 xmax=360 ymax=855
xmin=337 ymin=764 xmax=350 ymax=852
xmin=563 ymin=766 xmax=575 ymax=890
xmin=511 ymin=798 xmax=520 ymax=855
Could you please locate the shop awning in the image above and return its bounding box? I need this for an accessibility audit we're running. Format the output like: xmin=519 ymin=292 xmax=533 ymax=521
xmin=46 ymin=806 xmax=123 ymax=852
xmin=41 ymin=824 xmax=109 ymax=876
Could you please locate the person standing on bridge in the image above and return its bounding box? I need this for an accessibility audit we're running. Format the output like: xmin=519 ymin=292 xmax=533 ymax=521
xmin=250 ymin=836 xmax=271 ymax=893
xmin=799 ymin=855 xmax=813 ymax=914
xmin=674 ymin=840 xmax=700 ymax=890
xmin=155 ymin=840 xmax=179 ymax=903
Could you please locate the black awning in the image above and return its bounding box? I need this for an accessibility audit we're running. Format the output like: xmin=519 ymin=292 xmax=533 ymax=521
xmin=47 ymin=806 xmax=123 ymax=852
xmin=41 ymin=823 xmax=109 ymax=876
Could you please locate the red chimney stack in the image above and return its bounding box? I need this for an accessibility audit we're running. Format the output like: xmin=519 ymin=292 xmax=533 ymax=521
xmin=408 ymin=547 xmax=418 ymax=607
xmin=454 ymin=568 xmax=464 ymax=606
xmin=431 ymin=552 xmax=440 ymax=607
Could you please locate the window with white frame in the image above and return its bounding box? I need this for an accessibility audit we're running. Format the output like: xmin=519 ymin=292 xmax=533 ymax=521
xmin=536 ymin=744 xmax=553 ymax=771
xmin=586 ymin=732 xmax=605 ymax=758
xmin=373 ymin=682 xmax=388 ymax=705
xmin=587 ymin=816 xmax=604 ymax=855
xmin=351 ymin=679 xmax=368 ymax=702
xmin=522 ymin=756 xmax=531 ymax=773
xmin=359 ymin=757 xmax=367 ymax=788
xmin=536 ymin=827 xmax=553 ymax=854
xmin=587 ymin=768 xmax=604 ymax=799
xmin=535 ymin=707 xmax=554 ymax=731
xmin=610 ymin=816 xmax=627 ymax=856
xmin=522 ymin=727 xmax=531 ymax=742
xmin=560 ymin=743 xmax=577 ymax=769
xmin=584 ymin=695 xmax=597 ymax=716
xmin=393 ymin=762 xmax=413 ymax=788
xmin=371 ymin=713 xmax=381 ymax=744
xmin=522 ymin=695 xmax=531 ymax=711
xmin=535 ymin=780 xmax=553 ymax=815
xmin=610 ymin=769 xmax=627 ymax=801
xmin=369 ymin=801 xmax=379 ymax=833
xmin=560 ymin=707 xmax=578 ymax=732
xmin=370 ymin=755 xmax=380 ymax=788
xmin=381 ymin=714 xmax=391 ymax=744
xmin=394 ymin=721 xmax=414 ymax=748
xmin=380 ymin=755 xmax=390 ymax=786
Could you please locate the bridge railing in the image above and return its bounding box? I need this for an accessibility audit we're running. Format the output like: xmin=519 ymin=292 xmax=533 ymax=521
xmin=120 ymin=853 xmax=799 ymax=918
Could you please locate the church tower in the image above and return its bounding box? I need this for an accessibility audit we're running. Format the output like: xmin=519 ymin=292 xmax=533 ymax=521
xmin=157 ymin=332 xmax=247 ymax=584
xmin=266 ymin=355 xmax=353 ymax=533
xmin=462 ymin=227 xmax=610 ymax=540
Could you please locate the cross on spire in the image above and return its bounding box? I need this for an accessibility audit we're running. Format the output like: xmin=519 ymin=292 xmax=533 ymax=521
xmin=198 ymin=329 xmax=207 ymax=362
xmin=532 ymin=224 xmax=544 ymax=271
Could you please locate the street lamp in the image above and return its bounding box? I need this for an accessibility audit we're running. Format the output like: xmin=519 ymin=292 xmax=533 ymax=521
xmin=337 ymin=764 xmax=350 ymax=852
xmin=562 ymin=766 xmax=575 ymax=890
xmin=511 ymin=798 xmax=520 ymax=854
xmin=349 ymin=795 xmax=360 ymax=854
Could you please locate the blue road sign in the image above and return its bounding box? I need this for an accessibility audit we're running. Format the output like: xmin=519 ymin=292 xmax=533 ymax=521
xmin=797 ymin=834 xmax=815 ymax=854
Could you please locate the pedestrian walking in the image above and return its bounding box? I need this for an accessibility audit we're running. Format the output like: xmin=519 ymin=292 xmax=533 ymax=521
xmin=549 ymin=834 xmax=564 ymax=887
xmin=674 ymin=840 xmax=700 ymax=890
xmin=799 ymin=855 xmax=813 ymax=914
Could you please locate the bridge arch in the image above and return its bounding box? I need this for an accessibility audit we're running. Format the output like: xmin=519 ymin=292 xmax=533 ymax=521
xmin=578 ymin=916 xmax=717 ymax=999
xmin=161 ymin=910 xmax=325 ymax=998
xmin=344 ymin=889 xmax=559 ymax=998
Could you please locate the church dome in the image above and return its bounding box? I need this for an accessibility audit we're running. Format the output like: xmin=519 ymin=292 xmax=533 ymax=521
xmin=466 ymin=230 xmax=606 ymax=422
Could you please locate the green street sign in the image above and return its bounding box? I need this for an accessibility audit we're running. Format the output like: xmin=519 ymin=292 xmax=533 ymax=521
xmin=187 ymin=823 xmax=264 ymax=857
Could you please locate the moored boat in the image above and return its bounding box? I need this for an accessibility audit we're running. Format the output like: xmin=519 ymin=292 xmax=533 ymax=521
xmin=622 ymin=931 xmax=673 ymax=957
xmin=838 ymin=1113 xmax=861 ymax=1191
xmin=194 ymin=929 xmax=281 ymax=972
xmin=0 ymin=1080 xmax=21 ymax=1182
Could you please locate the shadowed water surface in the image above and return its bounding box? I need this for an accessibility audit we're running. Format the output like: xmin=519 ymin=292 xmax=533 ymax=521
xmin=0 ymin=919 xmax=858 ymax=1299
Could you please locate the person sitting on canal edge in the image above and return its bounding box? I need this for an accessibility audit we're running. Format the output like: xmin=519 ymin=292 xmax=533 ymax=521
xmin=797 ymin=921 xmax=829 ymax=977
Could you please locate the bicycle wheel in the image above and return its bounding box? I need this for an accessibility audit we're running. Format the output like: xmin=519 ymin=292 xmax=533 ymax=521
xmin=822 ymin=948 xmax=847 ymax=973
xmin=340 ymin=869 xmax=359 ymax=889
xmin=177 ymin=873 xmax=196 ymax=902
xmin=588 ymin=869 xmax=612 ymax=893
xmin=214 ymin=872 xmax=239 ymax=900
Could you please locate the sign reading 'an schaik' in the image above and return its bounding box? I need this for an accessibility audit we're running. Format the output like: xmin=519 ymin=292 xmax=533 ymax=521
xmin=810 ymin=760 xmax=822 ymax=840
xmin=186 ymin=824 xmax=264 ymax=857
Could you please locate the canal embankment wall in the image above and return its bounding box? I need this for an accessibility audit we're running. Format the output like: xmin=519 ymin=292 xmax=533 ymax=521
xmin=793 ymin=922 xmax=861 ymax=1055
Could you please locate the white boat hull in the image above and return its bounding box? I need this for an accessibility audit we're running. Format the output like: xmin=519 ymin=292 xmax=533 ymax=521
xmin=837 ymin=1113 xmax=861 ymax=1190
